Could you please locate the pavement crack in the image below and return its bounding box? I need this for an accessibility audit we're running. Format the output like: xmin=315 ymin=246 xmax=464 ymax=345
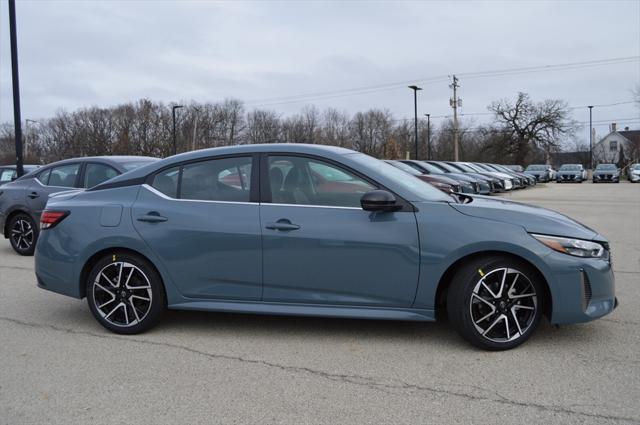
xmin=0 ymin=265 xmax=33 ymax=272
xmin=1 ymin=315 xmax=638 ymax=423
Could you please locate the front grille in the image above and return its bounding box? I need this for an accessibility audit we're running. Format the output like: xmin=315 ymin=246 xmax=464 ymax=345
xmin=580 ymin=270 xmax=592 ymax=312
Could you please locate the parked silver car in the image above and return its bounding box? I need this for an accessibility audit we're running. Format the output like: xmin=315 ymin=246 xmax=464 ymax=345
xmin=627 ymin=163 xmax=640 ymax=182
xmin=556 ymin=164 xmax=587 ymax=183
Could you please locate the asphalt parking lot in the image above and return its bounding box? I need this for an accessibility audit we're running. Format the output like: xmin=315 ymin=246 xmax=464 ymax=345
xmin=1 ymin=182 xmax=639 ymax=425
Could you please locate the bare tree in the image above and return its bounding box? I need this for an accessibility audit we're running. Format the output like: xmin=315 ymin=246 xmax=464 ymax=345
xmin=245 ymin=109 xmax=281 ymax=144
xmin=350 ymin=109 xmax=393 ymax=158
xmin=489 ymin=92 xmax=577 ymax=165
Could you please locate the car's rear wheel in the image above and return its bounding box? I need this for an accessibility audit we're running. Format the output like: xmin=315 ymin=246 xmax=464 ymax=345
xmin=447 ymin=256 xmax=543 ymax=350
xmin=86 ymin=252 xmax=165 ymax=334
xmin=8 ymin=213 xmax=38 ymax=256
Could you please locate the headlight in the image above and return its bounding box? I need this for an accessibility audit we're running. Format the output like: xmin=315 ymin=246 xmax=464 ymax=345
xmin=531 ymin=234 xmax=607 ymax=258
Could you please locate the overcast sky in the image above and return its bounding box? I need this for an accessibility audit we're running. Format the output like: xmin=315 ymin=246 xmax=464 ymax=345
xmin=1 ymin=0 xmax=639 ymax=142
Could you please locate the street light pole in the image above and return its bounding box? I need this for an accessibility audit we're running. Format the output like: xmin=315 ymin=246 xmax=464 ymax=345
xmin=172 ymin=105 xmax=183 ymax=156
xmin=408 ymin=85 xmax=422 ymax=160
xmin=588 ymin=105 xmax=594 ymax=170
xmin=25 ymin=119 xmax=39 ymax=160
xmin=8 ymin=0 xmax=24 ymax=177
xmin=424 ymin=113 xmax=431 ymax=160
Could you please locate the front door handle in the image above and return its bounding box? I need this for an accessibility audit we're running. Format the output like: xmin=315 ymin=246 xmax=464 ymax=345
xmin=137 ymin=212 xmax=168 ymax=223
xmin=265 ymin=219 xmax=300 ymax=231
xmin=28 ymin=192 xmax=40 ymax=199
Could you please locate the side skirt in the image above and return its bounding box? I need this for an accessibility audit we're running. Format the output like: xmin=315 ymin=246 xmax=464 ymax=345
xmin=168 ymin=300 xmax=436 ymax=322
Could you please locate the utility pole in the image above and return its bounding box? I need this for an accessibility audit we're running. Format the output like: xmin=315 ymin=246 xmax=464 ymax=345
xmin=449 ymin=75 xmax=461 ymax=161
xmin=408 ymin=85 xmax=422 ymax=160
xmin=588 ymin=105 xmax=594 ymax=170
xmin=8 ymin=0 xmax=24 ymax=177
xmin=424 ymin=114 xmax=431 ymax=160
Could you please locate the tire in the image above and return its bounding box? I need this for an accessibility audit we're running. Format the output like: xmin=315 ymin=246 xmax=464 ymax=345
xmin=8 ymin=213 xmax=38 ymax=256
xmin=86 ymin=252 xmax=166 ymax=334
xmin=447 ymin=255 xmax=543 ymax=351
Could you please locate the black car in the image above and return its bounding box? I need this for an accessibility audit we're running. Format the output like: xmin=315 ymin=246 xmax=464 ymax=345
xmin=0 ymin=156 xmax=158 ymax=255
xmin=0 ymin=165 xmax=39 ymax=186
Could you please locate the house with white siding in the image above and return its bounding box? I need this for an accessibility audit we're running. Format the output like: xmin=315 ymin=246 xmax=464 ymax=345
xmin=593 ymin=123 xmax=640 ymax=166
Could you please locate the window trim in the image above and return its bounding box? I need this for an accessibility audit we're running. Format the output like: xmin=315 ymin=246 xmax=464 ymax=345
xmin=261 ymin=152 xmax=415 ymax=212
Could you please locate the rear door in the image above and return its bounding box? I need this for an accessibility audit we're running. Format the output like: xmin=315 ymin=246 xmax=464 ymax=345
xmin=132 ymin=155 xmax=262 ymax=300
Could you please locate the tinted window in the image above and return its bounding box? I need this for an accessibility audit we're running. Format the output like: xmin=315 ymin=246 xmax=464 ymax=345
xmin=269 ymin=156 xmax=374 ymax=207
xmin=152 ymin=166 xmax=180 ymax=198
xmin=595 ymin=164 xmax=616 ymax=170
xmin=181 ymin=157 xmax=252 ymax=202
xmin=47 ymin=164 xmax=80 ymax=187
xmin=559 ymin=165 xmax=580 ymax=171
xmin=0 ymin=168 xmax=15 ymax=183
xmin=526 ymin=165 xmax=546 ymax=171
xmin=83 ymin=163 xmax=119 ymax=188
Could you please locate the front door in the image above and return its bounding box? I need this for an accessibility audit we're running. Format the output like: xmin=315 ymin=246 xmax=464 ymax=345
xmin=132 ymin=155 xmax=262 ymax=300
xmin=261 ymin=154 xmax=420 ymax=307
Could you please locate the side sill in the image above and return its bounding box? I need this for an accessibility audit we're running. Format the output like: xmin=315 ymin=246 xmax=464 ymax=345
xmin=168 ymin=300 xmax=436 ymax=322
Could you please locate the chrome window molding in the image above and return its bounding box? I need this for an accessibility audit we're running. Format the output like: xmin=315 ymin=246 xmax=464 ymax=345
xmin=143 ymin=184 xmax=364 ymax=210
xmin=142 ymin=184 xmax=257 ymax=206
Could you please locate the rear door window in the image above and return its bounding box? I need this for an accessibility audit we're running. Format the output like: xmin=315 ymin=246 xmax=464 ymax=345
xmin=47 ymin=164 xmax=80 ymax=188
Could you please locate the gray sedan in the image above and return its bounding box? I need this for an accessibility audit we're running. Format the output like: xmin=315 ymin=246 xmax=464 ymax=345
xmin=592 ymin=164 xmax=620 ymax=183
xmin=0 ymin=156 xmax=157 ymax=255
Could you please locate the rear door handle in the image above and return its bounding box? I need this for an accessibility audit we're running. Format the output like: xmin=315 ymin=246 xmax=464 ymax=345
xmin=137 ymin=212 xmax=168 ymax=223
xmin=265 ymin=219 xmax=300 ymax=231
xmin=28 ymin=192 xmax=40 ymax=199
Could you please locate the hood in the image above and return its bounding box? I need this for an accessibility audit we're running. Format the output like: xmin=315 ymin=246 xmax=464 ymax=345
xmin=450 ymin=196 xmax=599 ymax=240
xmin=594 ymin=169 xmax=619 ymax=175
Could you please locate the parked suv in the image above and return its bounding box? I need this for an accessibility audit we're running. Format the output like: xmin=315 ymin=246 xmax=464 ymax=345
xmin=0 ymin=156 xmax=158 ymax=255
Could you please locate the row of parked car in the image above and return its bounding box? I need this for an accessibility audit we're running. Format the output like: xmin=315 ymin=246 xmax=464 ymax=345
xmin=386 ymin=160 xmax=538 ymax=195
xmin=522 ymin=163 xmax=640 ymax=183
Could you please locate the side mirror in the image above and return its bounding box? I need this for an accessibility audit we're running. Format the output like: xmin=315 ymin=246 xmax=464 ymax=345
xmin=360 ymin=190 xmax=401 ymax=212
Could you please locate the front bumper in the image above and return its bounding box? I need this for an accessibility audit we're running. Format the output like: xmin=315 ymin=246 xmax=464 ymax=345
xmin=546 ymin=252 xmax=616 ymax=325
xmin=593 ymin=174 xmax=619 ymax=182
xmin=630 ymin=173 xmax=640 ymax=182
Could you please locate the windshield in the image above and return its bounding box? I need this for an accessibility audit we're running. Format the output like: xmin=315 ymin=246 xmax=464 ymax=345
xmin=430 ymin=162 xmax=459 ymax=173
xmin=453 ymin=163 xmax=476 ymax=173
xmin=595 ymin=164 xmax=616 ymax=170
xmin=348 ymin=154 xmax=452 ymax=202
xmin=632 ymin=164 xmax=640 ymax=170
xmin=559 ymin=164 xmax=581 ymax=171
xmin=387 ymin=161 xmax=422 ymax=176
xmin=526 ymin=165 xmax=546 ymax=171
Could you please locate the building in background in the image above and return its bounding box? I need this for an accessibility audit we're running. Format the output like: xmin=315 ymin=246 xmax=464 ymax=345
xmin=593 ymin=123 xmax=640 ymax=166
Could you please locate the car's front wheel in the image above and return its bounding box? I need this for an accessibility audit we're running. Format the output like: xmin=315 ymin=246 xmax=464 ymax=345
xmin=86 ymin=252 xmax=165 ymax=334
xmin=8 ymin=213 xmax=38 ymax=256
xmin=447 ymin=256 xmax=543 ymax=350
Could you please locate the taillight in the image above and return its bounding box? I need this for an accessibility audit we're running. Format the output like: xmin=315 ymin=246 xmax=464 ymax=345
xmin=40 ymin=210 xmax=69 ymax=230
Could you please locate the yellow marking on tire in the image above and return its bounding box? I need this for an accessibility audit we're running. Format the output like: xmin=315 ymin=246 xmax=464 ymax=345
xmin=478 ymin=269 xmax=485 ymax=277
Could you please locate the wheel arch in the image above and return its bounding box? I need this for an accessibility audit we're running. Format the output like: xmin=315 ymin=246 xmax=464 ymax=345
xmin=79 ymin=247 xmax=167 ymax=304
xmin=434 ymin=250 xmax=552 ymax=320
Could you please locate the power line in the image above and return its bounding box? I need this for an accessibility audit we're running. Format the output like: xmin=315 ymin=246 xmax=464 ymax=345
xmin=244 ymin=56 xmax=639 ymax=107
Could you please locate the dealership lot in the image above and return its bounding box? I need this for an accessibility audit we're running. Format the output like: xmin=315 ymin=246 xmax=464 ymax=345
xmin=0 ymin=182 xmax=638 ymax=424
